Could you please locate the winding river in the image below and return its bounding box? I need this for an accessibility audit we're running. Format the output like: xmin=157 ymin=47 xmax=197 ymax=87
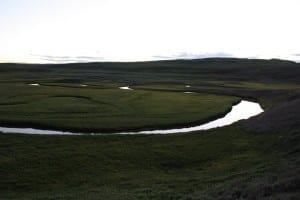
xmin=0 ymin=100 xmax=263 ymax=135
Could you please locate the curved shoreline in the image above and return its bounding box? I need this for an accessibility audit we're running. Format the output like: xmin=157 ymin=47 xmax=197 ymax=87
xmin=0 ymin=99 xmax=240 ymax=134
xmin=0 ymin=100 xmax=263 ymax=135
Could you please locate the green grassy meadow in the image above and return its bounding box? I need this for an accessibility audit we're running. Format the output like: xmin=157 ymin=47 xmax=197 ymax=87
xmin=0 ymin=58 xmax=299 ymax=199
xmin=0 ymin=82 xmax=238 ymax=132
xmin=0 ymin=126 xmax=286 ymax=200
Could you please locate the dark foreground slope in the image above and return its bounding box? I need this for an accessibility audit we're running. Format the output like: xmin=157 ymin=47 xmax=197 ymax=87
xmin=1 ymin=124 xmax=298 ymax=200
xmin=0 ymin=58 xmax=299 ymax=199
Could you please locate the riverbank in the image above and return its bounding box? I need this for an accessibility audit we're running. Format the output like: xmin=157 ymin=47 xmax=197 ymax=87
xmin=0 ymin=100 xmax=263 ymax=135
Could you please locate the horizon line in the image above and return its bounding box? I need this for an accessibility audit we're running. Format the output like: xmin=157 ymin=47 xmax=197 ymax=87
xmin=0 ymin=57 xmax=298 ymax=65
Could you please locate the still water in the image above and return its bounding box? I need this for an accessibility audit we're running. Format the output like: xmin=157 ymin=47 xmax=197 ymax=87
xmin=0 ymin=100 xmax=263 ymax=135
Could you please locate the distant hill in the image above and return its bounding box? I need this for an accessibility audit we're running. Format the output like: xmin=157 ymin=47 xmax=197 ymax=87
xmin=1 ymin=58 xmax=299 ymax=83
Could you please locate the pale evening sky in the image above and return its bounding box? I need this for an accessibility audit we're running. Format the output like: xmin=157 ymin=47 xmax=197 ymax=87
xmin=0 ymin=0 xmax=300 ymax=63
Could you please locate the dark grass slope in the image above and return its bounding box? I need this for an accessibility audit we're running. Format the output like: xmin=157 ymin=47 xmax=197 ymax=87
xmin=0 ymin=126 xmax=291 ymax=200
xmin=243 ymin=98 xmax=300 ymax=132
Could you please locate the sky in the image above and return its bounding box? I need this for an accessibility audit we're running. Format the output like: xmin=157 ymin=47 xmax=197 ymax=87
xmin=1 ymin=0 xmax=300 ymax=63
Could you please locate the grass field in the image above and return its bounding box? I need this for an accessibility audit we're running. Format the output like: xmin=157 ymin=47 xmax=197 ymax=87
xmin=0 ymin=82 xmax=238 ymax=132
xmin=0 ymin=126 xmax=286 ymax=200
xmin=0 ymin=58 xmax=299 ymax=199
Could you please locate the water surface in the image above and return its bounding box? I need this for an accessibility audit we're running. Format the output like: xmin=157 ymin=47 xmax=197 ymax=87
xmin=28 ymin=83 xmax=40 ymax=86
xmin=119 ymin=86 xmax=133 ymax=90
xmin=0 ymin=100 xmax=263 ymax=135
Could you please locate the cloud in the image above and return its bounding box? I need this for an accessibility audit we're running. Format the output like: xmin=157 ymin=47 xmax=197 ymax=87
xmin=152 ymin=52 xmax=233 ymax=60
xmin=289 ymin=54 xmax=300 ymax=63
xmin=29 ymin=53 xmax=300 ymax=63
xmin=31 ymin=52 xmax=235 ymax=63
xmin=30 ymin=54 xmax=104 ymax=63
